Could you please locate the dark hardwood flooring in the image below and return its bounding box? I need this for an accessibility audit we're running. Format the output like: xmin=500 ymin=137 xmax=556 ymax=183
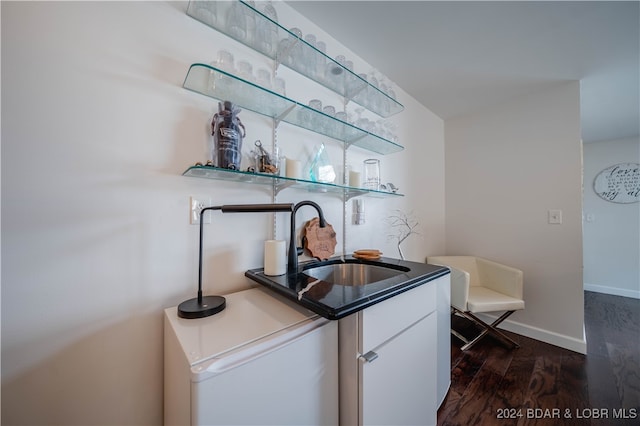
xmin=437 ymin=291 xmax=639 ymax=426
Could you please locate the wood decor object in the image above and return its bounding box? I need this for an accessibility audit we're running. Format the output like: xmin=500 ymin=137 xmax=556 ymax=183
xmin=303 ymin=217 xmax=337 ymax=260
xmin=353 ymin=249 xmax=382 ymax=260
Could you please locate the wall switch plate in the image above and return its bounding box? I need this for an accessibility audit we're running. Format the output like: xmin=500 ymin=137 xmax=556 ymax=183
xmin=190 ymin=196 xmax=212 ymax=225
xmin=548 ymin=209 xmax=563 ymax=224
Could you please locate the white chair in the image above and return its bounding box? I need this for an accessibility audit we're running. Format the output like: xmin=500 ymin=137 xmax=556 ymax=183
xmin=426 ymin=256 xmax=524 ymax=351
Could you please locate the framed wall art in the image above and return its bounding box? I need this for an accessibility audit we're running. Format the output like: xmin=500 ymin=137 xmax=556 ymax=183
xmin=593 ymin=162 xmax=639 ymax=203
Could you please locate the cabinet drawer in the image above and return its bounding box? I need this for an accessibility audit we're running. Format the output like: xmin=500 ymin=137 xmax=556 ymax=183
xmin=362 ymin=279 xmax=438 ymax=350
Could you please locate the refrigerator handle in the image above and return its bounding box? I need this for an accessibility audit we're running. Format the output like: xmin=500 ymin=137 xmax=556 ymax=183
xmin=359 ymin=351 xmax=379 ymax=363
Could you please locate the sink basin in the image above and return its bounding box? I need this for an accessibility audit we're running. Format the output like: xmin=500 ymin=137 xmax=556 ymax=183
xmin=303 ymin=259 xmax=410 ymax=286
xmin=245 ymin=255 xmax=449 ymax=320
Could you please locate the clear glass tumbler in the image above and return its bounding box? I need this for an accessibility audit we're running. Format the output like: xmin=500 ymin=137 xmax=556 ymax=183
xmin=363 ymin=159 xmax=380 ymax=190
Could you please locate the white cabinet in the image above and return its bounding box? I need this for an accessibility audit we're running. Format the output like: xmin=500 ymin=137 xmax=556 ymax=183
xmin=339 ymin=277 xmax=446 ymax=426
xmin=361 ymin=313 xmax=436 ymax=425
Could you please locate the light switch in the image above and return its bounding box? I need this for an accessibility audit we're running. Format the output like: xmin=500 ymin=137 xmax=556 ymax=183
xmin=548 ymin=209 xmax=563 ymax=224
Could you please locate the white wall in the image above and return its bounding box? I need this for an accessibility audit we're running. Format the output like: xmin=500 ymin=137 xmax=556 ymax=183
xmin=444 ymin=82 xmax=586 ymax=353
xmin=1 ymin=1 xmax=444 ymax=424
xmin=583 ymin=137 xmax=640 ymax=298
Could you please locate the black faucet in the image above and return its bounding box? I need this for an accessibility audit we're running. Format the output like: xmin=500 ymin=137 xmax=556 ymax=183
xmin=288 ymin=200 xmax=327 ymax=274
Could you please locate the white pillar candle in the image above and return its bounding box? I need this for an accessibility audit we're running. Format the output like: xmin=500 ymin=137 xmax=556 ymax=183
xmin=286 ymin=158 xmax=302 ymax=179
xmin=349 ymin=171 xmax=362 ymax=187
xmin=264 ymin=240 xmax=287 ymax=276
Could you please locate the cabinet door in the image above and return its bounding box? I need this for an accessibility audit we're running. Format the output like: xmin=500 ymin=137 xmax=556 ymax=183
xmin=361 ymin=311 xmax=437 ymax=426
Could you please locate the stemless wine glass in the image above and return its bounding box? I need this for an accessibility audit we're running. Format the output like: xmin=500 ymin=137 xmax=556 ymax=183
xmin=309 ymin=99 xmax=322 ymax=110
xmin=322 ymin=105 xmax=335 ymax=117
xmin=226 ymin=2 xmax=248 ymax=42
xmin=363 ymin=159 xmax=381 ymax=191
xmin=215 ymin=50 xmax=235 ymax=72
xmin=237 ymin=60 xmax=254 ymax=82
xmin=256 ymin=68 xmax=272 ymax=89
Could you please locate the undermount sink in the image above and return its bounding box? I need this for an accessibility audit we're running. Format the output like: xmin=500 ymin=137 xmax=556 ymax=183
xmin=302 ymin=259 xmax=410 ymax=286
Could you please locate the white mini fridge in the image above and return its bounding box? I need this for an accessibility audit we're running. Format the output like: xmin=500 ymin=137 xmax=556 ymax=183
xmin=164 ymin=287 xmax=339 ymax=426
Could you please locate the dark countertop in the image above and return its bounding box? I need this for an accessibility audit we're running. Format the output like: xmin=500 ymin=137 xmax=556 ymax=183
xmin=245 ymin=256 xmax=450 ymax=320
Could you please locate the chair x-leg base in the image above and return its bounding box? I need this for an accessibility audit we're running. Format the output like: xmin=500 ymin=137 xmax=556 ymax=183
xmin=451 ymin=307 xmax=520 ymax=351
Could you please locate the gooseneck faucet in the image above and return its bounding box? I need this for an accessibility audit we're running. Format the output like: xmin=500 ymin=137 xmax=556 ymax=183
xmin=288 ymin=200 xmax=327 ymax=274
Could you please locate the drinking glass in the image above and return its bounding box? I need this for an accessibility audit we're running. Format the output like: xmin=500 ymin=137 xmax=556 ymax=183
xmin=256 ymin=68 xmax=272 ymax=89
xmin=363 ymin=159 xmax=380 ymax=191
xmin=309 ymin=99 xmax=322 ymax=110
xmin=322 ymin=105 xmax=335 ymax=117
xmin=215 ymin=50 xmax=235 ymax=72
xmin=237 ymin=60 xmax=254 ymax=82
xmin=226 ymin=2 xmax=248 ymax=42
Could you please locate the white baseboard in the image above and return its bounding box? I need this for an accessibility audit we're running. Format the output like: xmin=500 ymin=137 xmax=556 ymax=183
xmin=475 ymin=313 xmax=587 ymax=354
xmin=584 ymin=283 xmax=640 ymax=299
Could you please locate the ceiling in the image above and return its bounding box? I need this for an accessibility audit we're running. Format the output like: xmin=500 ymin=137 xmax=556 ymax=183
xmin=287 ymin=1 xmax=639 ymax=143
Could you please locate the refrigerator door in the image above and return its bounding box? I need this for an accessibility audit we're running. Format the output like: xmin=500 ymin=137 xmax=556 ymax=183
xmin=165 ymin=287 xmax=339 ymax=426
xmin=192 ymin=320 xmax=338 ymax=425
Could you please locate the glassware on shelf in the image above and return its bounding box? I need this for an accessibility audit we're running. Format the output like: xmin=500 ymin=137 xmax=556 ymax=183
xmin=255 ymin=0 xmax=278 ymax=55
xmin=255 ymin=68 xmax=272 ymax=89
xmin=303 ymin=34 xmax=317 ymax=78
xmin=225 ymin=1 xmax=248 ymax=43
xmin=322 ymin=105 xmax=336 ymax=133
xmin=191 ymin=1 xmax=217 ymax=28
xmin=183 ymin=64 xmax=404 ymax=155
xmin=322 ymin=105 xmax=335 ymax=117
xmin=325 ymin=55 xmax=346 ymax=91
xmin=186 ymin=1 xmax=404 ymax=118
xmin=309 ymin=99 xmax=322 ymax=111
xmin=244 ymin=1 xmax=257 ymax=46
xmin=255 ymin=68 xmax=272 ymax=109
xmin=237 ymin=60 xmax=254 ymax=82
xmin=277 ymin=27 xmax=303 ymax=69
xmin=208 ymin=50 xmax=236 ymax=98
xmin=315 ymin=41 xmax=327 ymax=83
xmin=363 ymin=159 xmax=381 ymax=191
xmin=252 ymin=140 xmax=279 ymax=174
xmin=215 ymin=50 xmax=235 ymax=73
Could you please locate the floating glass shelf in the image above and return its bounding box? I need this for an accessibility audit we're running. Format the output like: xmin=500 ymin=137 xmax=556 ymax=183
xmin=183 ymin=63 xmax=404 ymax=155
xmin=186 ymin=0 xmax=404 ymax=118
xmin=183 ymin=165 xmax=404 ymax=199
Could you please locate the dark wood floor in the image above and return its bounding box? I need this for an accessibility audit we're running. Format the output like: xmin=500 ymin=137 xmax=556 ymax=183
xmin=437 ymin=291 xmax=639 ymax=426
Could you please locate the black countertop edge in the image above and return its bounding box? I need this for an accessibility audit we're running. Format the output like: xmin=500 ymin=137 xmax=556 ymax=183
xmin=245 ymin=257 xmax=450 ymax=320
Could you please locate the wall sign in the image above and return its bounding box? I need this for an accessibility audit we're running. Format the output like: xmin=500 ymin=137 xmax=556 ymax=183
xmin=593 ymin=162 xmax=640 ymax=204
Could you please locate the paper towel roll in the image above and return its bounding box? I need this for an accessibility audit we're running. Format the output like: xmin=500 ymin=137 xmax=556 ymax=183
xmin=264 ymin=240 xmax=287 ymax=276
xmin=286 ymin=158 xmax=302 ymax=179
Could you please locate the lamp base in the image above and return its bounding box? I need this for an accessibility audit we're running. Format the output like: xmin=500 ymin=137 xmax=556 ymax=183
xmin=177 ymin=295 xmax=226 ymax=319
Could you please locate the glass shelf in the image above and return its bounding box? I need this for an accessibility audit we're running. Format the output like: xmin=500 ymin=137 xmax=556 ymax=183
xmin=186 ymin=0 xmax=404 ymax=118
xmin=183 ymin=63 xmax=404 ymax=155
xmin=183 ymin=165 xmax=404 ymax=199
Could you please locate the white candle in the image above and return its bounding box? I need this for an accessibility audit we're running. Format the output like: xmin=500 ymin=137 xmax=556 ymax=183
xmin=286 ymin=158 xmax=302 ymax=179
xmin=349 ymin=171 xmax=362 ymax=187
xmin=264 ymin=240 xmax=287 ymax=276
